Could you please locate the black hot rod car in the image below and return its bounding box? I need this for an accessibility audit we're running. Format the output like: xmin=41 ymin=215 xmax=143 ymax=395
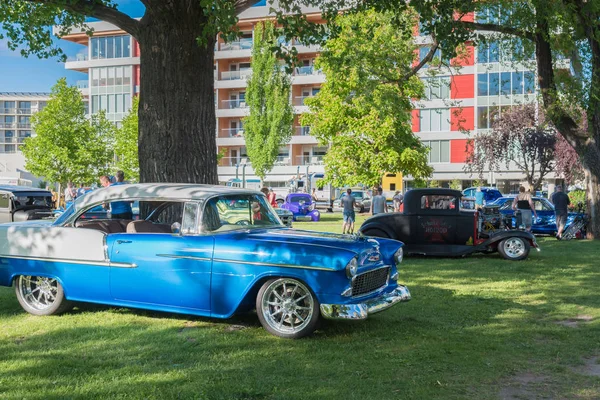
xmin=359 ymin=188 xmax=539 ymax=260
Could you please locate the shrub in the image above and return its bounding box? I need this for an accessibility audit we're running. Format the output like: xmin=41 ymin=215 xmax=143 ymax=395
xmin=567 ymin=189 xmax=586 ymax=211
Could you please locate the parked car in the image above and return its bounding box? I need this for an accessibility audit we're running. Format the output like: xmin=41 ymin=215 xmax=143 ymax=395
xmin=333 ymin=190 xmax=371 ymax=213
xmin=280 ymin=193 xmax=320 ymax=222
xmin=489 ymin=196 xmax=579 ymax=235
xmin=462 ymin=187 xmax=504 ymax=203
xmin=0 ymin=185 xmax=54 ymax=223
xmin=0 ymin=183 xmax=411 ymax=339
xmin=359 ymin=188 xmax=539 ymax=260
xmin=275 ymin=208 xmax=293 ymax=227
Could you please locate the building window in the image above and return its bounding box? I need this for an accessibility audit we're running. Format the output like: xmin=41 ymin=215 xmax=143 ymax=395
xmin=419 ymin=46 xmax=443 ymax=65
xmin=422 ymin=140 xmax=450 ymax=163
xmin=90 ymin=35 xmax=132 ymax=60
xmin=478 ymin=71 xmax=535 ymax=97
xmin=419 ymin=108 xmax=450 ymax=132
xmin=422 ymin=77 xmax=451 ymax=100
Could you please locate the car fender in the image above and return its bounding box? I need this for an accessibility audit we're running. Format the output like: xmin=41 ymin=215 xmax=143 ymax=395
xmin=478 ymin=230 xmax=538 ymax=249
xmin=359 ymin=218 xmax=396 ymax=239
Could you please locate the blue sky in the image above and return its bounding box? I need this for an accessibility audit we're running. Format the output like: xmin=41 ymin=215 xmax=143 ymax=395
xmin=0 ymin=1 xmax=145 ymax=93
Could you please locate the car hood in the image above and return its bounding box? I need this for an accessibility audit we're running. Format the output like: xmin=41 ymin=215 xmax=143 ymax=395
xmin=213 ymin=228 xmax=402 ymax=271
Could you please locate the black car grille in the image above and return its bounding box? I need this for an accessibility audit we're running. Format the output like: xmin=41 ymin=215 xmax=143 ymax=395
xmin=352 ymin=267 xmax=390 ymax=297
xmin=279 ymin=215 xmax=292 ymax=227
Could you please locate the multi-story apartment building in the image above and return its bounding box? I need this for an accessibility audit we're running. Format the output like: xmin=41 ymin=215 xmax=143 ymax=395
xmin=0 ymin=92 xmax=49 ymax=185
xmin=58 ymin=3 xmax=562 ymax=193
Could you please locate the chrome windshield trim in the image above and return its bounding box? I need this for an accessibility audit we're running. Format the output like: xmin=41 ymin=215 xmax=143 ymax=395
xmin=212 ymin=258 xmax=331 ymax=271
xmin=0 ymin=254 xmax=137 ymax=268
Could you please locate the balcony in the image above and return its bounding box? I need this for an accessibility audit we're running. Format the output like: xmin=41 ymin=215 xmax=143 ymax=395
xmin=295 ymin=66 xmax=322 ymax=76
xmin=0 ymin=108 xmax=16 ymax=114
xmin=0 ymin=122 xmax=15 ymax=129
xmin=77 ymin=80 xmax=89 ymax=89
xmin=220 ymin=70 xmax=252 ymax=81
xmin=295 ymin=155 xmax=324 ymax=166
xmin=220 ymin=99 xmax=248 ymax=109
xmin=219 ymin=38 xmax=253 ymax=51
xmin=294 ymin=96 xmax=315 ymax=106
xmin=17 ymin=123 xmax=31 ymax=129
xmin=16 ymin=108 xmax=32 ymax=115
xmin=68 ymin=53 xmax=89 ymax=62
xmin=221 ymin=128 xmax=245 ymax=137
xmin=220 ymin=156 xmax=250 ymax=167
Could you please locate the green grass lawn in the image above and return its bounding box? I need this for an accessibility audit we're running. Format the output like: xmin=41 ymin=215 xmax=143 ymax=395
xmin=1 ymin=213 xmax=599 ymax=399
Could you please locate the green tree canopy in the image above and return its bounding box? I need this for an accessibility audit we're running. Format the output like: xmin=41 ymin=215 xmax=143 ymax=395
xmin=301 ymin=9 xmax=433 ymax=187
xmin=114 ymin=96 xmax=140 ymax=182
xmin=244 ymin=20 xmax=294 ymax=180
xmin=22 ymin=78 xmax=115 ymax=186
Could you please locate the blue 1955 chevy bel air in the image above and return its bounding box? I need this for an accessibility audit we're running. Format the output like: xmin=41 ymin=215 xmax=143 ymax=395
xmin=0 ymin=184 xmax=410 ymax=338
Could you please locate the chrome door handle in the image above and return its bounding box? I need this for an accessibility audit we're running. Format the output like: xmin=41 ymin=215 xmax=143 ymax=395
xmin=116 ymin=240 xmax=132 ymax=244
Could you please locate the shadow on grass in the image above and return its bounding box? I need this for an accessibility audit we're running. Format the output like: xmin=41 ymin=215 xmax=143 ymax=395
xmin=3 ymin=284 xmax=594 ymax=400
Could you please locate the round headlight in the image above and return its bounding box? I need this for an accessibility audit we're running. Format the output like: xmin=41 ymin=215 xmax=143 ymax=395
xmin=394 ymin=247 xmax=404 ymax=265
xmin=345 ymin=257 xmax=358 ymax=279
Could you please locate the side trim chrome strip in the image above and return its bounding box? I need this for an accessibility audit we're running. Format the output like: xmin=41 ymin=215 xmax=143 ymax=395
xmin=0 ymin=254 xmax=137 ymax=269
xmin=156 ymin=254 xmax=212 ymax=262
xmin=212 ymin=258 xmax=331 ymax=271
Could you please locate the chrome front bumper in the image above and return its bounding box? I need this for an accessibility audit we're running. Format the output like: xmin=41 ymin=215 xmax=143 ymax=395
xmin=320 ymin=285 xmax=411 ymax=320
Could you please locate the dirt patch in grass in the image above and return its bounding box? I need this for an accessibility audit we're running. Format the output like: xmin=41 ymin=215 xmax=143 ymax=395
xmin=570 ymin=356 xmax=600 ymax=378
xmin=498 ymin=372 xmax=552 ymax=400
xmin=554 ymin=315 xmax=593 ymax=328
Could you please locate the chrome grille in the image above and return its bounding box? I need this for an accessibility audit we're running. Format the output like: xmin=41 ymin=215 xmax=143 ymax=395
xmin=280 ymin=215 xmax=293 ymax=227
xmin=352 ymin=267 xmax=390 ymax=297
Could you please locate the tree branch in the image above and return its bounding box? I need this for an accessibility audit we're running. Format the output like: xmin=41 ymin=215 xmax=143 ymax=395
xmin=402 ymin=39 xmax=439 ymax=81
xmin=234 ymin=0 xmax=264 ymax=15
xmin=23 ymin=0 xmax=141 ymax=37
xmin=459 ymin=21 xmax=535 ymax=42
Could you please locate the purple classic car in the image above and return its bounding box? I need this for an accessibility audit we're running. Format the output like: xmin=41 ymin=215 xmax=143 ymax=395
xmin=280 ymin=193 xmax=321 ymax=222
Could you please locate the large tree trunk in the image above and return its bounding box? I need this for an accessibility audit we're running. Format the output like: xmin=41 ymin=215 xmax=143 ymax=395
xmin=136 ymin=3 xmax=217 ymax=184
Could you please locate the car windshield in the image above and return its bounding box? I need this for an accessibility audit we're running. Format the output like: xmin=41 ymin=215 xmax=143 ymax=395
xmin=289 ymin=195 xmax=311 ymax=204
xmin=202 ymin=194 xmax=283 ymax=232
xmin=12 ymin=193 xmax=53 ymax=209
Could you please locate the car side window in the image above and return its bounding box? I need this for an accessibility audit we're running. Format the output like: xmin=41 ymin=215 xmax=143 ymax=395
xmin=420 ymin=195 xmax=457 ymax=210
xmin=0 ymin=193 xmax=9 ymax=209
xmin=181 ymin=202 xmax=199 ymax=234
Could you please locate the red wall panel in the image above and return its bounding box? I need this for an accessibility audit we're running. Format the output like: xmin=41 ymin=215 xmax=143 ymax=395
xmin=451 ymin=74 xmax=474 ymax=99
xmin=451 ymin=139 xmax=473 ymax=163
xmin=411 ymin=109 xmax=420 ymax=132
xmin=450 ymin=107 xmax=474 ymax=131
xmin=450 ymin=45 xmax=474 ymax=67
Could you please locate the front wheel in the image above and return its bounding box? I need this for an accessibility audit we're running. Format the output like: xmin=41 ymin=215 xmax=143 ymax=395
xmin=256 ymin=278 xmax=320 ymax=339
xmin=15 ymin=275 xmax=73 ymax=316
xmin=497 ymin=237 xmax=530 ymax=260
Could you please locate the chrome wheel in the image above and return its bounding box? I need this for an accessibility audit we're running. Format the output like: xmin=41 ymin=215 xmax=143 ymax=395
xmin=260 ymin=279 xmax=315 ymax=336
xmin=502 ymin=238 xmax=526 ymax=258
xmin=18 ymin=275 xmax=59 ymax=311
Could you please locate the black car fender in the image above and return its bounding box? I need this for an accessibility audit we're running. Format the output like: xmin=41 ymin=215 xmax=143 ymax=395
xmin=359 ymin=217 xmax=396 ymax=239
xmin=476 ymin=230 xmax=537 ymax=250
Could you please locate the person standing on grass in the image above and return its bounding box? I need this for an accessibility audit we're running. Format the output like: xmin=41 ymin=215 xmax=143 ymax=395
xmin=100 ymin=171 xmax=133 ymax=220
xmin=551 ymin=185 xmax=570 ymax=239
xmin=64 ymin=182 xmax=76 ymax=209
xmin=512 ymin=186 xmax=537 ymax=232
xmin=342 ymin=188 xmax=357 ymax=234
xmin=393 ymin=191 xmax=403 ymax=212
xmin=370 ymin=187 xmax=387 ymax=216
xmin=475 ymin=187 xmax=485 ymax=210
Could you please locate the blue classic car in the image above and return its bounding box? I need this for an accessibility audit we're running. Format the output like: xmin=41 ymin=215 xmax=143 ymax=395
xmin=280 ymin=193 xmax=321 ymax=221
xmin=490 ymin=196 xmax=577 ymax=234
xmin=0 ymin=184 xmax=410 ymax=338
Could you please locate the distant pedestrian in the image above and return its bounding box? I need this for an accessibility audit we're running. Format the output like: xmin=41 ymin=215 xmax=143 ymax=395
xmin=551 ymin=185 xmax=570 ymax=239
xmin=475 ymin=187 xmax=484 ymax=210
xmin=341 ymin=188 xmax=357 ymax=234
xmin=311 ymin=188 xmax=318 ymax=202
xmin=77 ymin=183 xmax=86 ymax=198
xmin=267 ymin=188 xmax=278 ymax=208
xmin=512 ymin=186 xmax=537 ymax=232
xmin=370 ymin=188 xmax=387 ymax=216
xmin=64 ymin=182 xmax=76 ymax=209
xmin=100 ymin=171 xmax=132 ymax=219
xmin=392 ymin=191 xmax=404 ymax=212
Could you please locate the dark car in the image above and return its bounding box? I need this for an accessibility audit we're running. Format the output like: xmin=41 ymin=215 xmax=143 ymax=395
xmin=280 ymin=193 xmax=320 ymax=221
xmin=462 ymin=187 xmax=504 ymax=203
xmin=489 ymin=196 xmax=578 ymax=235
xmin=359 ymin=188 xmax=539 ymax=260
xmin=0 ymin=186 xmax=54 ymax=223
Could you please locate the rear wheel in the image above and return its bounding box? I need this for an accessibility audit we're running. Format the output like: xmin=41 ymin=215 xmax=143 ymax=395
xmin=497 ymin=237 xmax=530 ymax=260
xmin=14 ymin=275 xmax=73 ymax=316
xmin=256 ymin=278 xmax=320 ymax=339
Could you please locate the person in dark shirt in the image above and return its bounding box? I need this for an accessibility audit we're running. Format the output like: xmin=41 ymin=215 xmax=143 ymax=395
xmin=551 ymin=185 xmax=570 ymax=239
xmin=100 ymin=171 xmax=132 ymax=220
